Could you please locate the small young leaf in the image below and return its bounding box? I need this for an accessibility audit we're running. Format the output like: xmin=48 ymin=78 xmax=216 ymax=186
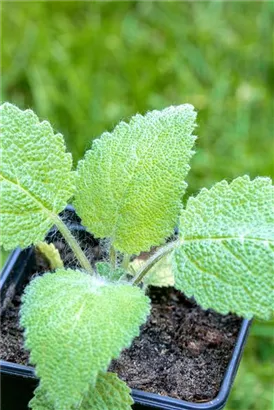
xmin=174 ymin=176 xmax=274 ymax=319
xmin=29 ymin=372 xmax=133 ymax=410
xmin=36 ymin=242 xmax=64 ymax=270
xmin=0 ymin=103 xmax=74 ymax=250
xmin=74 ymin=105 xmax=196 ymax=255
xmin=96 ymin=261 xmax=126 ymax=281
xmin=20 ymin=269 xmax=150 ymax=410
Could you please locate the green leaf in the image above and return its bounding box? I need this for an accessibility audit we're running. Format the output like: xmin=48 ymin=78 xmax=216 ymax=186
xmin=130 ymin=252 xmax=174 ymax=287
xmin=74 ymin=105 xmax=196 ymax=255
xmin=96 ymin=262 xmax=126 ymax=281
xmin=29 ymin=372 xmax=133 ymax=410
xmin=174 ymin=176 xmax=274 ymax=319
xmin=20 ymin=269 xmax=150 ymax=410
xmin=0 ymin=103 xmax=74 ymax=250
xmin=36 ymin=242 xmax=64 ymax=270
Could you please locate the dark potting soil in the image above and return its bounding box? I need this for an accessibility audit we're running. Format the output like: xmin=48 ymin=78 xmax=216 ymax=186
xmin=0 ymin=215 xmax=241 ymax=403
xmin=110 ymin=288 xmax=241 ymax=402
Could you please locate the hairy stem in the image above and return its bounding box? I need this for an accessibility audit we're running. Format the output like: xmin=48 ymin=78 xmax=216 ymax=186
xmin=110 ymin=244 xmax=116 ymax=269
xmin=53 ymin=215 xmax=93 ymax=274
xmin=132 ymin=240 xmax=179 ymax=285
xmin=121 ymin=254 xmax=131 ymax=270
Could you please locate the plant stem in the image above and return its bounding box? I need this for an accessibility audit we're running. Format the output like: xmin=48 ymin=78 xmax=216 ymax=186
xmin=110 ymin=244 xmax=116 ymax=269
xmin=132 ymin=240 xmax=179 ymax=285
xmin=121 ymin=253 xmax=131 ymax=270
xmin=52 ymin=215 xmax=93 ymax=274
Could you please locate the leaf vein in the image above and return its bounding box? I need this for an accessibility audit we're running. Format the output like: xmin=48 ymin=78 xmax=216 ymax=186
xmin=183 ymin=236 xmax=274 ymax=244
xmin=220 ymin=241 xmax=254 ymax=301
xmin=0 ymin=173 xmax=53 ymax=217
xmin=183 ymin=248 xmax=231 ymax=287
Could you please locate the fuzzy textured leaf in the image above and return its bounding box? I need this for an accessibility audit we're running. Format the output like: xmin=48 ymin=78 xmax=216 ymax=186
xmin=30 ymin=372 xmax=133 ymax=410
xmin=20 ymin=269 xmax=150 ymax=410
xmin=36 ymin=242 xmax=64 ymax=270
xmin=174 ymin=176 xmax=274 ymax=319
xmin=0 ymin=103 xmax=74 ymax=250
xmin=74 ymin=105 xmax=196 ymax=255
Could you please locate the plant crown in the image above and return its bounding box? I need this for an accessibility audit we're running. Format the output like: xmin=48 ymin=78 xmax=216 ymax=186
xmin=0 ymin=102 xmax=273 ymax=410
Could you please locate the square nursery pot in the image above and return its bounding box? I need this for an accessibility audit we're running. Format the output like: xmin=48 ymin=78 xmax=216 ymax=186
xmin=0 ymin=214 xmax=251 ymax=410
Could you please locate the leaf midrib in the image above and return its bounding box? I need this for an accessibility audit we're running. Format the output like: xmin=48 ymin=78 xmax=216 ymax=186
xmin=0 ymin=172 xmax=54 ymax=218
xmin=110 ymin=129 xmax=161 ymax=243
xmin=181 ymin=236 xmax=274 ymax=244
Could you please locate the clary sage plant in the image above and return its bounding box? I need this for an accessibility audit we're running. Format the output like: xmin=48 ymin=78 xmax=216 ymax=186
xmin=0 ymin=103 xmax=273 ymax=410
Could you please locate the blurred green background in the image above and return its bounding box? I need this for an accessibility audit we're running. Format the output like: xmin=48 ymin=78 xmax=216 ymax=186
xmin=1 ymin=1 xmax=274 ymax=409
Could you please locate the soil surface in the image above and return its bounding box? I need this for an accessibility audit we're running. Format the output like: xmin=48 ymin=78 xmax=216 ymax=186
xmin=0 ymin=211 xmax=241 ymax=402
xmin=110 ymin=287 xmax=241 ymax=402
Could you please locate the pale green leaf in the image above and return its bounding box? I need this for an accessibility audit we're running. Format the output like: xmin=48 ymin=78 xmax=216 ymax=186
xmin=174 ymin=176 xmax=274 ymax=319
xmin=29 ymin=372 xmax=133 ymax=410
xmin=74 ymin=105 xmax=196 ymax=255
xmin=130 ymin=252 xmax=174 ymax=287
xmin=20 ymin=269 xmax=150 ymax=410
xmin=36 ymin=242 xmax=64 ymax=270
xmin=0 ymin=103 xmax=74 ymax=250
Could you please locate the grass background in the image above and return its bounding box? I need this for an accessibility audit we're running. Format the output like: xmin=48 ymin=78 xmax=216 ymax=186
xmin=1 ymin=1 xmax=274 ymax=408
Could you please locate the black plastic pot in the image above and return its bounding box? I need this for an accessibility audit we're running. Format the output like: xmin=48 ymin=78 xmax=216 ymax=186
xmin=1 ymin=245 xmax=250 ymax=410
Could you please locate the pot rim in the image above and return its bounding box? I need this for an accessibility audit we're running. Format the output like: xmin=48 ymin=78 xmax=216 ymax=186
xmin=0 ymin=244 xmax=251 ymax=410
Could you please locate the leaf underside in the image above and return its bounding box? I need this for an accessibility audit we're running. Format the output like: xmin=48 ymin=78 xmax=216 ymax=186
xmin=20 ymin=269 xmax=150 ymax=410
xmin=29 ymin=372 xmax=133 ymax=410
xmin=74 ymin=105 xmax=197 ymax=255
xmin=0 ymin=103 xmax=74 ymax=250
xmin=174 ymin=176 xmax=274 ymax=319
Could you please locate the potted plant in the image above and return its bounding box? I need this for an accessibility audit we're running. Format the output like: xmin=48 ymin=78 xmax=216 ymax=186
xmin=0 ymin=102 xmax=273 ymax=410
